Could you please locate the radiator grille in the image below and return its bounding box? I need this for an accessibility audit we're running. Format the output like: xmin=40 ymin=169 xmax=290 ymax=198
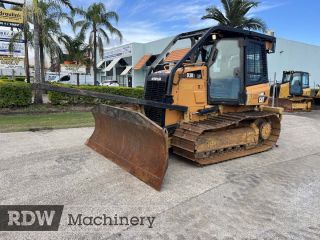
xmin=144 ymin=76 xmax=167 ymax=126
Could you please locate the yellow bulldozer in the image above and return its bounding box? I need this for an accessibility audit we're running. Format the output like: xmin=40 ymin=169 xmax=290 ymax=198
xmin=36 ymin=26 xmax=283 ymax=190
xmin=270 ymin=71 xmax=313 ymax=111
xmin=314 ymin=85 xmax=320 ymax=106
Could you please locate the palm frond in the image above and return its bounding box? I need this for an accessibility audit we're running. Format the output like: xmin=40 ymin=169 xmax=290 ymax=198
xmin=8 ymin=31 xmax=23 ymax=53
xmin=104 ymin=11 xmax=119 ymax=22
xmin=98 ymin=28 xmax=110 ymax=44
xmin=73 ymin=20 xmax=87 ymax=32
xmin=72 ymin=7 xmax=86 ymax=17
xmin=242 ymin=17 xmax=266 ymax=31
xmin=79 ymin=21 xmax=91 ymax=40
xmin=97 ymin=36 xmax=104 ymax=58
xmin=202 ymin=7 xmax=229 ymax=25
xmin=103 ymin=21 xmax=123 ymax=42
xmin=201 ymin=0 xmax=266 ymax=31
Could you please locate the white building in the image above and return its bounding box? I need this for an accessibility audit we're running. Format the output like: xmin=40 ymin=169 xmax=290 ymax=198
xmin=97 ymin=30 xmax=320 ymax=88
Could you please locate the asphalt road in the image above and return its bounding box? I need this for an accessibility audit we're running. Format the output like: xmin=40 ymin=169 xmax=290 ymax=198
xmin=0 ymin=112 xmax=320 ymax=240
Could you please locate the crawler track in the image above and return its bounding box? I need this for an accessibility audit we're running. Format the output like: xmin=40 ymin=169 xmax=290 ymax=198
xmin=171 ymin=111 xmax=281 ymax=165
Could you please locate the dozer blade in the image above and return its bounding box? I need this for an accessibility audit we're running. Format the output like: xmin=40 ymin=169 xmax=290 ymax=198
xmin=86 ymin=104 xmax=169 ymax=190
xmin=274 ymin=98 xmax=312 ymax=112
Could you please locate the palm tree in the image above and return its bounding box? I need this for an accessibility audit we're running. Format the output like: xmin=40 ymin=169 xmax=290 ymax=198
xmin=59 ymin=34 xmax=91 ymax=86
xmin=32 ymin=0 xmax=73 ymax=104
xmin=202 ymin=0 xmax=267 ymax=31
xmin=74 ymin=3 xmax=122 ymax=85
xmin=32 ymin=0 xmax=44 ymax=103
xmin=10 ymin=1 xmax=72 ymax=92
xmin=38 ymin=1 xmax=73 ymax=83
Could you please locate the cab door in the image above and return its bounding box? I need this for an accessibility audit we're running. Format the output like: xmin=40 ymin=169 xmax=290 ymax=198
xmin=207 ymin=39 xmax=245 ymax=105
xmin=290 ymin=72 xmax=303 ymax=96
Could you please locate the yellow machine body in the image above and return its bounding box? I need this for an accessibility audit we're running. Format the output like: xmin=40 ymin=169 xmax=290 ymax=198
xmin=165 ymin=65 xmax=272 ymax=127
xmin=272 ymin=71 xmax=313 ymax=111
xmin=86 ymin=26 xmax=282 ymax=190
xmin=314 ymin=87 xmax=320 ymax=106
xmin=278 ymin=82 xmax=290 ymax=98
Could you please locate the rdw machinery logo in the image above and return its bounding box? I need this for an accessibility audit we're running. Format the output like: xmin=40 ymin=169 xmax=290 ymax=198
xmin=0 ymin=205 xmax=64 ymax=231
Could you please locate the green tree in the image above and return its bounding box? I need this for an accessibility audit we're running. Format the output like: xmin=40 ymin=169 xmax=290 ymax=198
xmin=74 ymin=3 xmax=122 ymax=85
xmin=202 ymin=0 xmax=267 ymax=31
xmin=37 ymin=1 xmax=73 ymax=84
xmin=32 ymin=0 xmax=73 ymax=104
xmin=10 ymin=2 xmax=72 ymax=87
xmin=59 ymin=34 xmax=91 ymax=86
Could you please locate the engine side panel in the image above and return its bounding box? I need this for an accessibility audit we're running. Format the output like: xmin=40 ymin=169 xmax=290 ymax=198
xmin=246 ymin=83 xmax=270 ymax=106
xmin=166 ymin=65 xmax=208 ymax=125
xmin=279 ymin=82 xmax=290 ymax=98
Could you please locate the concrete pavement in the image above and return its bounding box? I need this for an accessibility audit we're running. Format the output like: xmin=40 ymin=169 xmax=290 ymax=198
xmin=0 ymin=112 xmax=320 ymax=240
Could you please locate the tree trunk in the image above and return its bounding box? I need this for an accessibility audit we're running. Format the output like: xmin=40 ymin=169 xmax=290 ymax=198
xmin=77 ymin=73 xmax=80 ymax=86
xmin=33 ymin=7 xmax=43 ymax=104
xmin=23 ymin=27 xmax=30 ymax=83
xmin=50 ymin=55 xmax=54 ymax=72
xmin=39 ymin=39 xmax=45 ymax=83
xmin=93 ymin=24 xmax=97 ymax=86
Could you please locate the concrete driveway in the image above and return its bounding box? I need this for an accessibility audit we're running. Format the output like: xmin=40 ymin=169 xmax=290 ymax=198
xmin=0 ymin=112 xmax=320 ymax=240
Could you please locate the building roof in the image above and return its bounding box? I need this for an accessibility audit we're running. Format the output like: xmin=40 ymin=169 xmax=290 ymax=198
xmin=164 ymin=48 xmax=190 ymax=62
xmin=121 ymin=66 xmax=132 ymax=75
xmin=102 ymin=57 xmax=121 ymax=72
xmin=134 ymin=55 xmax=152 ymax=70
xmin=97 ymin=60 xmax=106 ymax=68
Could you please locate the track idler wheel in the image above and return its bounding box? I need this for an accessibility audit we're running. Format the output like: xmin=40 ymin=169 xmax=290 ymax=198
xmin=254 ymin=119 xmax=272 ymax=141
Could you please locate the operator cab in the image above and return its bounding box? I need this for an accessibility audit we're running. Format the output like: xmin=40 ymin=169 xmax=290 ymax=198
xmin=145 ymin=26 xmax=275 ymax=127
xmin=282 ymin=71 xmax=309 ymax=96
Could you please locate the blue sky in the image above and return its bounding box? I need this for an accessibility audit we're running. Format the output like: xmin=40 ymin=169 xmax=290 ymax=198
xmin=70 ymin=0 xmax=320 ymax=46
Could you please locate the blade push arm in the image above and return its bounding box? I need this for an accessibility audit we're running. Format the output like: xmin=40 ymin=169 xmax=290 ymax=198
xmin=32 ymin=83 xmax=188 ymax=112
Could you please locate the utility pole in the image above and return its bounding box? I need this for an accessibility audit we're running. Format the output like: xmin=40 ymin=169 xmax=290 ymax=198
xmin=272 ymin=72 xmax=276 ymax=107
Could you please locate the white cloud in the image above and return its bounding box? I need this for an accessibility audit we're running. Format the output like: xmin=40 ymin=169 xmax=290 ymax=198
xmin=154 ymin=0 xmax=211 ymax=22
xmin=250 ymin=1 xmax=287 ymax=14
xmin=128 ymin=0 xmax=155 ymax=16
xmin=190 ymin=19 xmax=217 ymax=30
xmin=104 ymin=0 xmax=124 ymax=10
xmin=105 ymin=0 xmax=215 ymax=46
xmin=117 ymin=20 xmax=172 ymax=44
xmin=150 ymin=0 xmax=216 ymax=31
xmin=72 ymin=0 xmax=123 ymax=9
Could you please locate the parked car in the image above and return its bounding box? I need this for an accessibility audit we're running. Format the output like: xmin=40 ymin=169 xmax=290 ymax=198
xmin=101 ymin=80 xmax=120 ymax=87
xmin=46 ymin=73 xmax=95 ymax=85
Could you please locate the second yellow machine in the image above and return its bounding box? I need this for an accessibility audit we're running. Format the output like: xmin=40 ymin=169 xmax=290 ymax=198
xmin=86 ymin=26 xmax=283 ymax=190
xmin=270 ymin=71 xmax=313 ymax=111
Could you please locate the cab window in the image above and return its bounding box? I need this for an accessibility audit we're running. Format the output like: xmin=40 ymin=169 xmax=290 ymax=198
xmin=302 ymin=73 xmax=309 ymax=88
xmin=208 ymin=39 xmax=241 ymax=101
xmin=291 ymin=73 xmax=301 ymax=87
xmin=196 ymin=45 xmax=213 ymax=63
xmin=246 ymin=42 xmax=267 ymax=85
xmin=282 ymin=73 xmax=291 ymax=83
